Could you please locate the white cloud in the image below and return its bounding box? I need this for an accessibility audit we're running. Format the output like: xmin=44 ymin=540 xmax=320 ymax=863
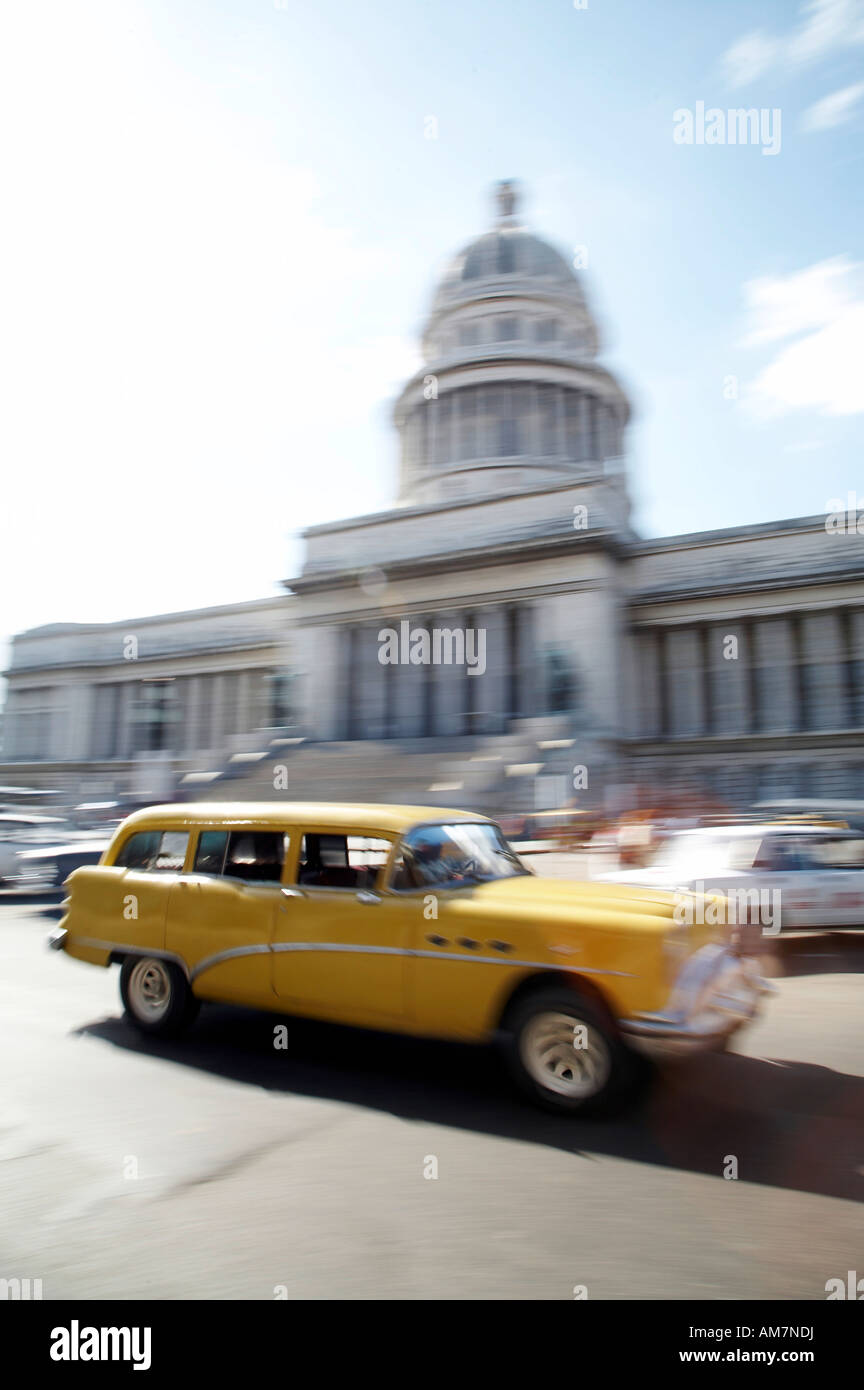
xmin=740 ymin=257 xmax=859 ymax=345
xmin=801 ymin=81 xmax=864 ymax=128
xmin=721 ymin=33 xmax=779 ymax=87
xmin=722 ymin=0 xmax=864 ymax=86
xmin=747 ymin=307 xmax=864 ymax=416
xmin=788 ymin=0 xmax=864 ymax=64
xmin=740 ymin=258 xmax=864 ymax=416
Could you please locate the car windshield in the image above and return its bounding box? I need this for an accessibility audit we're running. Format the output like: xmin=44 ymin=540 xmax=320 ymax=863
xmin=396 ymin=822 xmax=528 ymax=889
xmin=650 ymin=833 xmax=762 ymax=875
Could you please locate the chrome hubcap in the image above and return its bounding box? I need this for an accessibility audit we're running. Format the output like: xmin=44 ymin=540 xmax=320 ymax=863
xmin=128 ymin=958 xmax=172 ymax=1022
xmin=520 ymin=1011 xmax=611 ymax=1099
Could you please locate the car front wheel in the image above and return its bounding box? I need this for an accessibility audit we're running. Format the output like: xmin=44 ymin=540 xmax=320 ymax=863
xmin=501 ymin=987 xmax=641 ymax=1115
xmin=120 ymin=956 xmax=199 ymax=1038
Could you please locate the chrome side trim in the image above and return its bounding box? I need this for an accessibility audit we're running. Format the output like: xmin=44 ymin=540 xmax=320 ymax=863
xmin=70 ymin=936 xmax=192 ymax=980
xmin=189 ymin=944 xmax=271 ymax=983
xmin=63 ymin=934 xmax=636 ymax=985
xmin=268 ymin=941 xmax=634 ymax=977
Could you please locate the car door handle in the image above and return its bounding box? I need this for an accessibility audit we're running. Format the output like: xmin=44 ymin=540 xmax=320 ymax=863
xmin=425 ymin=934 xmax=448 ymax=947
xmin=280 ymin=887 xmax=304 ymax=899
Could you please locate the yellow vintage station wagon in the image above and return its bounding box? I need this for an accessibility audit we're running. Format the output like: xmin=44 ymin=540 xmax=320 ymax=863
xmin=49 ymin=802 xmax=771 ymax=1113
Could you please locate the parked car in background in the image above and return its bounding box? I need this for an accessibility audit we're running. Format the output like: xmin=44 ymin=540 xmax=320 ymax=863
xmin=49 ymin=802 xmax=771 ymax=1114
xmin=0 ymin=813 xmax=71 ymax=883
xmin=602 ymin=822 xmax=864 ymax=932
xmin=11 ymin=836 xmax=111 ymax=890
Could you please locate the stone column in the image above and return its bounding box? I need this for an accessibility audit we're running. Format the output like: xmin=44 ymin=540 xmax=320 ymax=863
xmin=528 ymin=383 xmax=541 ymax=459
xmin=183 ymin=675 xmax=200 ymax=755
xmin=741 ymin=619 xmax=759 ymax=734
xmin=851 ymin=610 xmax=864 ymax=726
xmin=391 ymin=618 xmax=426 ymax=737
xmin=209 ymin=674 xmax=226 ymax=753
xmin=233 ymin=669 xmax=250 ymax=739
xmin=432 ymin=610 xmax=466 ymax=736
xmin=751 ymin=618 xmax=796 ymax=732
xmin=839 ymin=608 xmax=855 ymax=728
xmin=800 ymin=610 xmax=844 ymax=731
xmin=635 ymin=629 xmax=661 ymax=737
xmin=427 ymin=398 xmax=438 ymax=472
xmin=117 ymin=681 xmax=137 ymax=759
xmin=656 ymin=629 xmax=670 ymax=737
xmin=1 ymin=689 xmax=19 ymax=758
xmin=349 ymin=624 xmax=376 ymax=740
xmin=450 ymin=390 xmax=460 ymax=465
xmin=577 ymin=393 xmax=591 ymax=464
xmin=512 ymin=604 xmax=538 ymax=718
xmin=698 ymin=626 xmax=713 ymax=735
xmin=789 ymin=614 xmax=808 ymax=732
xmin=467 ymin=604 xmax=507 ymax=733
xmin=711 ymin=622 xmax=749 ymax=734
xmin=666 ymin=628 xmax=702 ymax=737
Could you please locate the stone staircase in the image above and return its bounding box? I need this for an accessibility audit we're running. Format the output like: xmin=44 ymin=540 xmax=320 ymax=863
xmin=180 ymin=718 xmax=579 ymax=816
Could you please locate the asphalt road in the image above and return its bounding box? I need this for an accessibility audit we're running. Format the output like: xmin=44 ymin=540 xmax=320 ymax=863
xmin=1 ymin=895 xmax=862 ymax=1301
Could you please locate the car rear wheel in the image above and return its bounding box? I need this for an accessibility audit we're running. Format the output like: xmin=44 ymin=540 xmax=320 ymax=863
xmin=500 ymin=987 xmax=641 ymax=1115
xmin=120 ymin=956 xmax=199 ymax=1038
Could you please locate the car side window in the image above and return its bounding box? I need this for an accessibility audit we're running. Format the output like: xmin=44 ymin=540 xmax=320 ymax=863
xmin=222 ymin=831 xmax=286 ymax=883
xmin=194 ymin=831 xmax=229 ymax=875
xmin=298 ymin=834 xmax=390 ymax=890
xmin=753 ymin=837 xmax=794 ymax=871
xmin=115 ymin=830 xmax=189 ymax=872
xmin=810 ymin=835 xmax=864 ymax=869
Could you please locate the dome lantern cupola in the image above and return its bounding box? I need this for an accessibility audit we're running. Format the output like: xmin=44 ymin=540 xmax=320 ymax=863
xmin=393 ymin=180 xmax=631 ymax=507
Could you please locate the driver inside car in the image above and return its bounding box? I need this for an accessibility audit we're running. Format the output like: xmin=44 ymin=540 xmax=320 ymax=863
xmin=410 ymin=833 xmax=475 ymax=886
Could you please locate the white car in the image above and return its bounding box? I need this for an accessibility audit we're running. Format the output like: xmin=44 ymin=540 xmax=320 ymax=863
xmin=0 ymin=813 xmax=70 ymax=883
xmin=11 ymin=837 xmax=110 ymax=889
xmin=600 ymin=823 xmax=864 ymax=932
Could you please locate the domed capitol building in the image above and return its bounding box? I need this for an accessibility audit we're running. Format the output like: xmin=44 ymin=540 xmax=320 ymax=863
xmin=3 ymin=182 xmax=864 ymax=811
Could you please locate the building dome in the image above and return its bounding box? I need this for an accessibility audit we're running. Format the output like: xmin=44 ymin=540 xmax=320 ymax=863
xmin=432 ymin=227 xmax=580 ymax=309
xmin=393 ymin=180 xmax=631 ymax=507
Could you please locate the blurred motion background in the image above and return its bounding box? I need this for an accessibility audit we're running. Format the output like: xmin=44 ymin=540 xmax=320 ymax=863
xmin=1 ymin=177 xmax=862 ymax=847
xmin=2 ymin=1 xmax=864 ymax=1306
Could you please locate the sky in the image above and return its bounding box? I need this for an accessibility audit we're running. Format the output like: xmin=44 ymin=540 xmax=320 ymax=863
xmin=1 ymin=0 xmax=863 ymax=670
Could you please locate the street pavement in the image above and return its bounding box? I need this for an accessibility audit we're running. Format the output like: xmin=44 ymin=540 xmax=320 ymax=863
xmin=0 ymin=894 xmax=862 ymax=1300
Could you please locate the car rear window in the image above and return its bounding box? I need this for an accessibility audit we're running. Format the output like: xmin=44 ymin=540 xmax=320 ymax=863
xmin=114 ymin=830 xmax=189 ymax=872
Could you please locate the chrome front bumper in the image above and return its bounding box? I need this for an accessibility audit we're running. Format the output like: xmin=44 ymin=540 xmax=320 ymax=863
xmin=620 ymin=944 xmax=774 ymax=1059
xmin=47 ymin=926 xmax=68 ymax=952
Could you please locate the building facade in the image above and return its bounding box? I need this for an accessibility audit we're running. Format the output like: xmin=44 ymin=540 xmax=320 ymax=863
xmin=286 ymin=182 xmax=864 ymax=806
xmin=3 ymin=181 xmax=863 ymax=809
xmin=0 ymin=598 xmax=293 ymax=801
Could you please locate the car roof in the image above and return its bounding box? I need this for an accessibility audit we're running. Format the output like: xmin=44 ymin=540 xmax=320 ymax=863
xmin=672 ymin=823 xmax=855 ymax=840
xmin=112 ymin=802 xmax=491 ymax=836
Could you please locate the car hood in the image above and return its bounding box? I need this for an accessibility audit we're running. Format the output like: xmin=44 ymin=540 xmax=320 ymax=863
xmin=463 ymin=873 xmax=691 ymax=920
xmin=596 ymin=867 xmax=749 ymax=889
